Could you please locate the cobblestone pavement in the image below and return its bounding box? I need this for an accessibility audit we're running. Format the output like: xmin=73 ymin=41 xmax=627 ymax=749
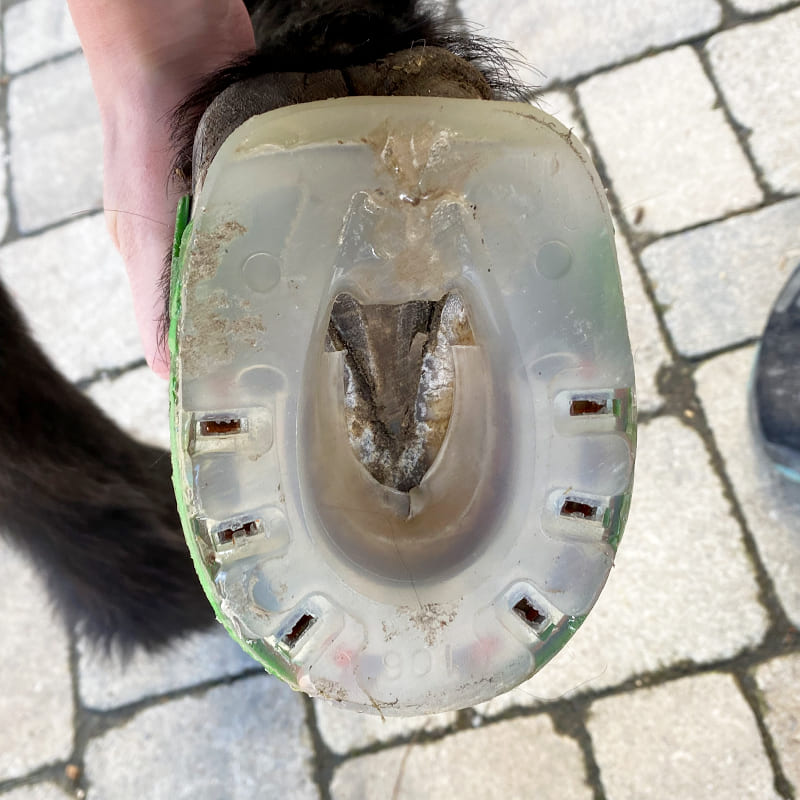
xmin=1 ymin=1 xmax=799 ymax=798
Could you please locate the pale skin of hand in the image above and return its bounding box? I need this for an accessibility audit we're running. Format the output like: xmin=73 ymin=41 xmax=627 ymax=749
xmin=67 ymin=0 xmax=256 ymax=377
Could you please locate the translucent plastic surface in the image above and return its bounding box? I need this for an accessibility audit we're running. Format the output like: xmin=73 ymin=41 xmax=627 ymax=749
xmin=169 ymin=97 xmax=636 ymax=715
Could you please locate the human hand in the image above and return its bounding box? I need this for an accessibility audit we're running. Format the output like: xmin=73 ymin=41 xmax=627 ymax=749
xmin=68 ymin=0 xmax=255 ymax=377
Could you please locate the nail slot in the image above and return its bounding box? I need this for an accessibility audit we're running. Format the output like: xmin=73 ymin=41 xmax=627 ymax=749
xmin=198 ymin=417 xmax=245 ymax=436
xmin=569 ymin=391 xmax=615 ymax=417
xmin=216 ymin=519 xmax=261 ymax=546
xmin=513 ymin=596 xmax=546 ymax=629
xmin=560 ymin=499 xmax=599 ymax=520
xmin=281 ymin=612 xmax=317 ymax=650
xmin=570 ymin=398 xmax=609 ymax=416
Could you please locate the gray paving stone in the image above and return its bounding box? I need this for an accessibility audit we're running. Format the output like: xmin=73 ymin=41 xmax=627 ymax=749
xmin=0 ymin=784 xmax=73 ymax=800
xmin=314 ymin=701 xmax=456 ymax=755
xmin=83 ymin=366 xmax=170 ymax=450
xmin=330 ymin=713 xmax=592 ymax=800
xmin=615 ymin=229 xmax=670 ymax=412
xmin=77 ymin=626 xmax=256 ymax=711
xmin=4 ymin=0 xmax=81 ymax=74
xmin=755 ymin=654 xmax=800 ymax=795
xmin=0 ymin=214 xmax=142 ymax=382
xmin=0 ymin=539 xmax=74 ymax=780
xmin=475 ymin=416 xmax=768 ymax=717
xmin=696 ymin=347 xmax=800 ymax=626
xmin=707 ymin=9 xmax=800 ymax=194
xmin=578 ymin=46 xmax=762 ymax=236
xmin=8 ymin=53 xmax=102 ymax=232
xmin=84 ymin=675 xmax=318 ymax=800
xmin=0 ymin=128 xmax=8 ymax=242
xmin=641 ymin=198 xmax=800 ymax=358
xmin=588 ymin=673 xmax=780 ymax=800
xmin=458 ymin=0 xmax=721 ymax=85
xmin=728 ymin=0 xmax=794 ymax=18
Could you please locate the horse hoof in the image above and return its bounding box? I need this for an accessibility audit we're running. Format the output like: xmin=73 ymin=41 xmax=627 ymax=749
xmin=169 ymin=96 xmax=636 ymax=715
